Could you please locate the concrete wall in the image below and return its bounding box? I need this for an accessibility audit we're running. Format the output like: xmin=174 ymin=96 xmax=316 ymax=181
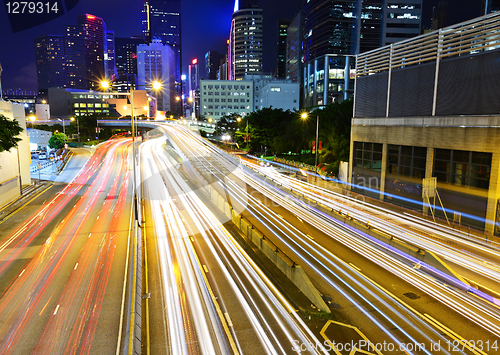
xmin=0 ymin=101 xmax=31 ymax=207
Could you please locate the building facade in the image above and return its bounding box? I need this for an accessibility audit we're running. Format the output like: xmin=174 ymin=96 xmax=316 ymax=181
xmin=36 ymin=14 xmax=111 ymax=91
xmin=115 ymin=37 xmax=144 ymax=92
xmin=286 ymin=12 xmax=302 ymax=83
xmin=205 ymin=51 xmax=220 ymax=80
xmin=229 ymin=0 xmax=263 ymax=80
xmin=259 ymin=82 xmax=300 ymax=112
xmin=0 ymin=101 xmax=31 ymax=208
xmin=351 ymin=11 xmax=500 ymax=234
xmin=35 ymin=35 xmax=67 ymax=91
xmin=142 ymin=0 xmax=182 ymax=95
xmin=276 ymin=19 xmax=291 ymax=79
xmin=199 ymin=80 xmax=254 ymax=122
xmin=383 ymin=0 xmax=422 ymax=45
xmin=137 ymin=39 xmax=175 ymax=112
xmin=301 ymin=0 xmax=422 ymax=107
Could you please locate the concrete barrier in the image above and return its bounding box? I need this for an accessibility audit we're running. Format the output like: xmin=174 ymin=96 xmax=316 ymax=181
xmin=205 ymin=183 xmax=330 ymax=313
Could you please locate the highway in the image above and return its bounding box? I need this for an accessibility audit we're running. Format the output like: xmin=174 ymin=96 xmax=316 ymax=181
xmin=141 ymin=135 xmax=327 ymax=354
xmin=0 ymin=139 xmax=133 ymax=354
xmin=157 ymin=123 xmax=500 ymax=355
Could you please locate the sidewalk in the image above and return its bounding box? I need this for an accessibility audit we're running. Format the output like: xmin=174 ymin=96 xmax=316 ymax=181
xmin=30 ymin=148 xmax=93 ymax=183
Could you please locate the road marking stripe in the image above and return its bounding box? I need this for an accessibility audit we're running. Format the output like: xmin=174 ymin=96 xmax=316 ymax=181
xmin=53 ymin=304 xmax=60 ymax=315
xmin=203 ymin=265 xmax=208 ymax=273
xmin=74 ymin=263 xmax=78 ymax=270
xmin=190 ymin=237 xmax=194 ymax=242
xmin=349 ymin=263 xmax=361 ymax=271
xmin=88 ymin=233 xmax=92 ymax=238
xmin=306 ymin=234 xmax=314 ymax=240
xmin=224 ymin=313 xmax=233 ymax=327
xmin=277 ymin=214 xmax=283 ymax=219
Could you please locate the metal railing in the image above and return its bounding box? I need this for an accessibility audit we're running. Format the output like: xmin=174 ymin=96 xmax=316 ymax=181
xmin=356 ymin=11 xmax=500 ymax=77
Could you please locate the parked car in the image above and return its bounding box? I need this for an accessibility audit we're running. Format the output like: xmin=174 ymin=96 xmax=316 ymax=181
xmin=38 ymin=153 xmax=47 ymax=160
xmin=31 ymin=150 xmax=41 ymax=159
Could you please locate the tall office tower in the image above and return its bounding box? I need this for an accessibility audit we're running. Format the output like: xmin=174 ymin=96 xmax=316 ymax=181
xmin=77 ymin=14 xmax=108 ymax=89
xmin=358 ymin=1 xmax=383 ymax=53
xmin=35 ymin=35 xmax=67 ymax=91
xmin=205 ymin=51 xmax=220 ymax=80
xmin=383 ymin=0 xmax=422 ymax=46
xmin=302 ymin=0 xmax=422 ymax=106
xmin=286 ymin=12 xmax=302 ymax=82
xmin=137 ymin=39 xmax=175 ymax=112
xmin=431 ymin=0 xmax=448 ymax=30
xmin=106 ymin=30 xmax=117 ymax=81
xmin=228 ymin=0 xmax=263 ymax=80
xmin=188 ymin=58 xmax=200 ymax=96
xmin=142 ymin=0 xmax=181 ymax=92
xmin=276 ymin=19 xmax=291 ymax=79
xmin=115 ymin=37 xmax=144 ymax=91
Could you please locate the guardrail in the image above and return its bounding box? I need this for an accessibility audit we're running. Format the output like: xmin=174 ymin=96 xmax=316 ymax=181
xmin=273 ymin=157 xmax=327 ymax=177
xmin=30 ymin=160 xmax=54 ymax=173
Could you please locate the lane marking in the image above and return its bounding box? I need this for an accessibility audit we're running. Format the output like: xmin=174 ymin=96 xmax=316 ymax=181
xmin=277 ymin=214 xmax=283 ymax=219
xmin=53 ymin=304 xmax=60 ymax=315
xmin=88 ymin=233 xmax=92 ymax=238
xmin=190 ymin=237 xmax=194 ymax=242
xmin=203 ymin=265 xmax=209 ymax=273
xmin=349 ymin=263 xmax=361 ymax=271
xmin=96 ymin=216 xmax=99 ymax=220
xmin=306 ymin=234 xmax=314 ymax=240
xmin=74 ymin=263 xmax=79 ymax=270
xmin=224 ymin=312 xmax=233 ymax=327
xmin=296 ymin=216 xmax=303 ymax=222
xmin=18 ymin=269 xmax=25 ymax=277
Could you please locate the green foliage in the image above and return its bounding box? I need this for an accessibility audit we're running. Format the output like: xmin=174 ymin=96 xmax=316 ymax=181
xmin=48 ymin=132 xmax=67 ymax=150
xmin=0 ymin=114 xmax=23 ymax=153
xmin=246 ymin=100 xmax=353 ymax=175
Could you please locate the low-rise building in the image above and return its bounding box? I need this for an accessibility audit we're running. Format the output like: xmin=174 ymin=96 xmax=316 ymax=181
xmin=199 ymin=80 xmax=254 ymax=122
xmin=0 ymin=101 xmax=31 ymax=207
xmin=27 ymin=128 xmax=52 ymax=151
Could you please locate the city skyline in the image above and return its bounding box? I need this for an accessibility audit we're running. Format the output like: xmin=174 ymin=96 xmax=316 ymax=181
xmin=0 ymin=0 xmax=301 ymax=92
xmin=0 ymin=0 xmax=485 ymax=92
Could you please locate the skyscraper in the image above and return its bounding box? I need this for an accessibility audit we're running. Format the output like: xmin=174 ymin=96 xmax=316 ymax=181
xmin=115 ymin=37 xmax=144 ymax=91
xmin=75 ymin=14 xmax=108 ymax=90
xmin=142 ymin=0 xmax=181 ymax=90
xmin=106 ymin=30 xmax=116 ymax=81
xmin=229 ymin=0 xmax=263 ymax=80
xmin=35 ymin=35 xmax=67 ymax=91
xmin=188 ymin=58 xmax=200 ymax=95
xmin=205 ymin=51 xmax=220 ymax=80
xmin=276 ymin=19 xmax=291 ymax=79
xmin=137 ymin=39 xmax=175 ymax=112
xmin=302 ymin=0 xmax=422 ymax=106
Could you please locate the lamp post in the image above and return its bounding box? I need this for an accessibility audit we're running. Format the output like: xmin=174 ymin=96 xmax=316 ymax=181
xmin=301 ymin=112 xmax=320 ymax=182
xmin=71 ymin=116 xmax=79 ymax=143
xmin=237 ymin=116 xmax=248 ymax=152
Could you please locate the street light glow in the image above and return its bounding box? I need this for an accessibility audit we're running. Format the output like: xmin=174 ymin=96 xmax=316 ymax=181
xmin=101 ymin=80 xmax=110 ymax=89
xmin=152 ymin=81 xmax=162 ymax=90
xmin=301 ymin=112 xmax=308 ymax=120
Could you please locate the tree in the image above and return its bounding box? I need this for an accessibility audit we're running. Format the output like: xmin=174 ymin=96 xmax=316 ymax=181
xmin=0 ymin=114 xmax=23 ymax=153
xmin=48 ymin=132 xmax=67 ymax=150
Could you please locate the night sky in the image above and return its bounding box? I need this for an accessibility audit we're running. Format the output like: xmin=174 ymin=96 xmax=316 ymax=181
xmin=0 ymin=0 xmax=484 ymax=92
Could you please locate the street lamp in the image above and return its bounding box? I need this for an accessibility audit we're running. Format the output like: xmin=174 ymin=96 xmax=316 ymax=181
xmin=71 ymin=116 xmax=80 ymax=143
xmin=300 ymin=112 xmax=320 ymax=182
xmin=237 ymin=116 xmax=249 ymax=152
xmin=28 ymin=115 xmax=36 ymax=128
